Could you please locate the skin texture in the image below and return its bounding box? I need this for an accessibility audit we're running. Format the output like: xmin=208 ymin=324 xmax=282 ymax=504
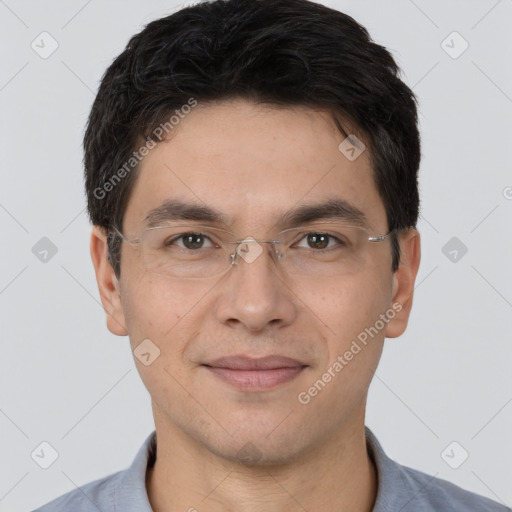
xmin=90 ymin=98 xmax=421 ymax=512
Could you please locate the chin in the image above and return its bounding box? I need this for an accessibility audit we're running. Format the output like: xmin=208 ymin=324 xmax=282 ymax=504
xmin=201 ymin=423 xmax=311 ymax=469
xmin=219 ymin=440 xmax=307 ymax=469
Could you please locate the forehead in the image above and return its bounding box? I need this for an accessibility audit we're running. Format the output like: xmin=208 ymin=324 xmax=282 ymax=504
xmin=123 ymin=99 xmax=386 ymax=233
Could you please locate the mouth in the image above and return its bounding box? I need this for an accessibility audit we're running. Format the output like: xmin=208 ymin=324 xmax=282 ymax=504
xmin=201 ymin=355 xmax=308 ymax=391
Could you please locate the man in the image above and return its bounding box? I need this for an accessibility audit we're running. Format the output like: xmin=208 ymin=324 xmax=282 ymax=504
xmin=33 ymin=0 xmax=510 ymax=510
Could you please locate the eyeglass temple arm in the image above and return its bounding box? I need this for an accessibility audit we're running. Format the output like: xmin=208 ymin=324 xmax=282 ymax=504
xmin=369 ymin=227 xmax=396 ymax=243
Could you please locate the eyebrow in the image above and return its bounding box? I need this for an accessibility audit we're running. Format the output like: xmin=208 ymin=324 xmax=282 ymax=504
xmin=276 ymin=198 xmax=369 ymax=229
xmin=144 ymin=200 xmax=227 ymax=228
xmin=143 ymin=198 xmax=369 ymax=230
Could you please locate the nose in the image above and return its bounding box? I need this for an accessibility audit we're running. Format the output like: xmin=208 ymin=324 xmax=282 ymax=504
xmin=213 ymin=239 xmax=297 ymax=333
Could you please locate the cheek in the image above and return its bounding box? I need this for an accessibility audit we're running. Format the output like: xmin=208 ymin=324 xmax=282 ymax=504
xmin=319 ymin=278 xmax=388 ymax=385
xmin=120 ymin=273 xmax=204 ymax=353
xmin=305 ymin=268 xmax=391 ymax=392
xmin=120 ymin=277 xmax=206 ymax=400
xmin=301 ymin=269 xmax=390 ymax=341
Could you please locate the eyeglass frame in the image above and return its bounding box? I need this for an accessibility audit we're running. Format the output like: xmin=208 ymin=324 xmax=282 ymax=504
xmin=108 ymin=222 xmax=397 ymax=279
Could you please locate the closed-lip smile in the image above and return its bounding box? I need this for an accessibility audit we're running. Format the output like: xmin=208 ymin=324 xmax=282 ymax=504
xmin=202 ymin=355 xmax=308 ymax=391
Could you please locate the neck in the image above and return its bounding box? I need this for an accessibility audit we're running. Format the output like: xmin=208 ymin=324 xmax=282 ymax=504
xmin=146 ymin=410 xmax=378 ymax=512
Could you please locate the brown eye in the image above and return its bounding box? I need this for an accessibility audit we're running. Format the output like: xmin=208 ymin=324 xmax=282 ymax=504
xmin=307 ymin=233 xmax=330 ymax=249
xmin=295 ymin=232 xmax=343 ymax=250
xmin=167 ymin=233 xmax=215 ymax=250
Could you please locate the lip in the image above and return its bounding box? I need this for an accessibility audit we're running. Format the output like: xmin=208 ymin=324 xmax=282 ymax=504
xmin=204 ymin=355 xmax=306 ymax=370
xmin=202 ymin=355 xmax=308 ymax=391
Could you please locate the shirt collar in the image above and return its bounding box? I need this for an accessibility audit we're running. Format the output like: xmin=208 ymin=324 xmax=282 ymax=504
xmin=364 ymin=425 xmax=413 ymax=511
xmin=114 ymin=430 xmax=156 ymax=511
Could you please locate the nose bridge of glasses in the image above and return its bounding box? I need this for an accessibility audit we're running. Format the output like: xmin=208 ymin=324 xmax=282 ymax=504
xmin=230 ymin=236 xmax=282 ymax=266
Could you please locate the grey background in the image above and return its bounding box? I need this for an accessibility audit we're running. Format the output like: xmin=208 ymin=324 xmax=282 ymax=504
xmin=1 ymin=0 xmax=511 ymax=510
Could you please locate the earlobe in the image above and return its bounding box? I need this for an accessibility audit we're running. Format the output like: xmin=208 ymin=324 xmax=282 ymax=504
xmin=385 ymin=228 xmax=421 ymax=339
xmin=90 ymin=225 xmax=128 ymax=336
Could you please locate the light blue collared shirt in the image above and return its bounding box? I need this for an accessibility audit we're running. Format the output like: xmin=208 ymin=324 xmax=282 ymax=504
xmin=32 ymin=426 xmax=510 ymax=511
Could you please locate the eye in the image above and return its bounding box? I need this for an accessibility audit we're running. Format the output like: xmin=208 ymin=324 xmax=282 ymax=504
xmin=167 ymin=232 xmax=216 ymax=250
xmin=295 ymin=232 xmax=345 ymax=250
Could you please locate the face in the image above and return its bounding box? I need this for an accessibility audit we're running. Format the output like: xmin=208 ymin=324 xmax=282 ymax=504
xmin=91 ymin=98 xmax=420 ymax=466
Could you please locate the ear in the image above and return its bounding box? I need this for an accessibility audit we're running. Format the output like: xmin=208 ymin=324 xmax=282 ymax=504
xmin=90 ymin=225 xmax=128 ymax=336
xmin=385 ymin=228 xmax=421 ymax=338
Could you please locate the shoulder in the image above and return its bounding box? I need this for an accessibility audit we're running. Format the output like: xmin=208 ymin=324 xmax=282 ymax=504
xmin=365 ymin=427 xmax=510 ymax=512
xmin=30 ymin=431 xmax=156 ymax=512
xmin=30 ymin=470 xmax=122 ymax=512
xmin=397 ymin=463 xmax=510 ymax=512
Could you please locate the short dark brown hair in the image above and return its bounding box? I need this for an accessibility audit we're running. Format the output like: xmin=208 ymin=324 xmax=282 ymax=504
xmin=84 ymin=0 xmax=421 ymax=278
